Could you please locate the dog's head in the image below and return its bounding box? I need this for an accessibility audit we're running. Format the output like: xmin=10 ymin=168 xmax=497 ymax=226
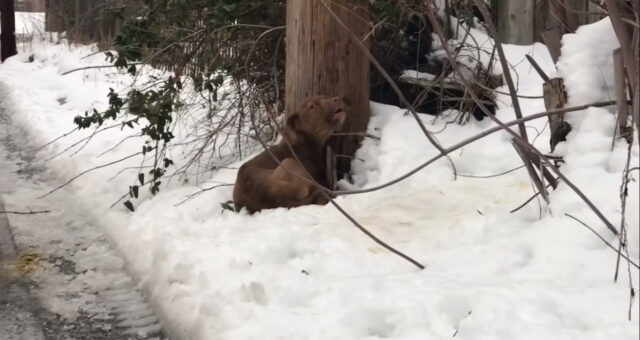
xmin=286 ymin=95 xmax=346 ymax=143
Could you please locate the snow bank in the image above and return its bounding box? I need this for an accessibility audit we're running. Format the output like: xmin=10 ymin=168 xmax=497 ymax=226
xmin=0 ymin=17 xmax=637 ymax=340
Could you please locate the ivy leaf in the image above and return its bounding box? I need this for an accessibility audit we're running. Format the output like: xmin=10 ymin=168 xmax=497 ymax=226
xmin=138 ymin=173 xmax=144 ymax=185
xmin=114 ymin=56 xmax=128 ymax=68
xmin=124 ymin=200 xmax=135 ymax=212
xmin=104 ymin=51 xmax=114 ymax=62
xmin=150 ymin=181 xmax=161 ymax=195
xmin=220 ymin=200 xmax=240 ymax=213
xmin=163 ymin=158 xmax=174 ymax=168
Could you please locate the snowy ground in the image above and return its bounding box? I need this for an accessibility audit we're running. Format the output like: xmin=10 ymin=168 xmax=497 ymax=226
xmin=1 ymin=91 xmax=165 ymax=339
xmin=1 ymin=13 xmax=638 ymax=340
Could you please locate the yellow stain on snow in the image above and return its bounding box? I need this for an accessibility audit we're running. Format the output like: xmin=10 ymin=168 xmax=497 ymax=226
xmin=518 ymin=180 xmax=532 ymax=191
xmin=357 ymin=178 xmax=527 ymax=234
xmin=0 ymin=251 xmax=43 ymax=280
xmin=367 ymin=247 xmax=385 ymax=254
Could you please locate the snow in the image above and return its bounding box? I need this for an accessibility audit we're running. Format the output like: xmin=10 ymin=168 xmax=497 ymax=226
xmin=1 ymin=14 xmax=638 ymax=340
xmin=0 ymin=12 xmax=45 ymax=38
xmin=15 ymin=12 xmax=45 ymax=36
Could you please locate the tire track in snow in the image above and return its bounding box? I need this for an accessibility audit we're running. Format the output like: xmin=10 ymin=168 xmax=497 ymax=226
xmin=1 ymin=89 xmax=168 ymax=339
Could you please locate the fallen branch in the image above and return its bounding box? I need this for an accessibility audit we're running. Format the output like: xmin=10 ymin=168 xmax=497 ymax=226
xmin=428 ymin=3 xmax=620 ymax=237
xmin=333 ymin=100 xmax=617 ymax=196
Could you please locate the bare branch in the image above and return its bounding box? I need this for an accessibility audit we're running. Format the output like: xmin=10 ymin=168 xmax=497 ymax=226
xmin=38 ymin=151 xmax=143 ymax=199
xmin=0 ymin=209 xmax=51 ymax=215
xmin=427 ymin=3 xmax=620 ymax=237
xmin=565 ymin=213 xmax=639 ymax=269
xmin=333 ymin=100 xmax=618 ymax=196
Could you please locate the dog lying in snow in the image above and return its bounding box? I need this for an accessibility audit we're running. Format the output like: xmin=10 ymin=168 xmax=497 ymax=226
xmin=233 ymin=96 xmax=346 ymax=213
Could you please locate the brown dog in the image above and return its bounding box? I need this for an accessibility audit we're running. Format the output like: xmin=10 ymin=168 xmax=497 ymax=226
xmin=233 ymin=96 xmax=346 ymax=213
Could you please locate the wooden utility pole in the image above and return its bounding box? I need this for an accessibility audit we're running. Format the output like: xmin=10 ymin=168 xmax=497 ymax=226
xmin=1 ymin=0 xmax=18 ymax=62
xmin=285 ymin=0 xmax=370 ymax=182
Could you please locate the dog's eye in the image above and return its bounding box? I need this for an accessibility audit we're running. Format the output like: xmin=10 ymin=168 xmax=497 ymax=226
xmin=310 ymin=104 xmax=318 ymax=109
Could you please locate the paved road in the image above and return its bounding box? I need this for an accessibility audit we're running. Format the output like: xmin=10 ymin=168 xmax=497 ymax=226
xmin=0 ymin=88 xmax=167 ymax=339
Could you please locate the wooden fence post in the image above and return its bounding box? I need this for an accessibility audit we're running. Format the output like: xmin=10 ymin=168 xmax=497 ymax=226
xmin=285 ymin=0 xmax=370 ymax=184
xmin=498 ymin=0 xmax=597 ymax=43
xmin=494 ymin=0 xmax=535 ymax=44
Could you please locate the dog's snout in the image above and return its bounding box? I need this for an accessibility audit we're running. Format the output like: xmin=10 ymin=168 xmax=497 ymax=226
xmin=330 ymin=97 xmax=345 ymax=110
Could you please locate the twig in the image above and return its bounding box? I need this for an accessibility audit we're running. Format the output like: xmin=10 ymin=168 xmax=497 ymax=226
xmin=30 ymin=127 xmax=78 ymax=152
xmin=44 ymin=119 xmax=136 ymax=161
xmin=510 ymin=183 xmax=554 ymax=213
xmin=512 ymin=139 xmax=550 ymax=203
xmin=458 ymin=165 xmax=526 ymax=179
xmin=565 ymin=213 xmax=639 ymax=269
xmin=329 ymin=199 xmax=425 ymax=270
xmin=61 ymin=63 xmax=143 ymax=76
xmin=175 ymin=183 xmax=234 ymax=206
xmin=525 ymin=54 xmax=551 ymax=82
xmin=614 ymin=130 xmax=634 ymax=282
xmin=97 ymin=133 xmax=142 ymax=158
xmin=332 ymin=132 xmax=381 ymax=140
xmin=0 ymin=210 xmax=51 ymax=215
xmin=473 ymin=0 xmax=529 ymax=141
xmin=38 ymin=151 xmax=143 ymax=199
xmin=510 ymin=191 xmax=541 ymax=214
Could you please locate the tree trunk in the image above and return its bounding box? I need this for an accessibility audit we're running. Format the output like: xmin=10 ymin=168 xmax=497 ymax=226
xmin=1 ymin=0 xmax=18 ymax=62
xmin=45 ymin=0 xmax=64 ymax=32
xmin=285 ymin=0 xmax=370 ymax=184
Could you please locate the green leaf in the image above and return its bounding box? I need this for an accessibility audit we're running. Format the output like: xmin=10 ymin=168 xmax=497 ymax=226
xmin=138 ymin=173 xmax=145 ymax=185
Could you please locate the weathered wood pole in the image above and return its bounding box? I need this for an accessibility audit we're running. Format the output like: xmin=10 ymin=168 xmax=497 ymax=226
xmin=285 ymin=0 xmax=370 ymax=182
xmin=497 ymin=0 xmax=594 ymax=44
xmin=494 ymin=0 xmax=535 ymax=44
xmin=45 ymin=0 xmax=65 ymax=33
xmin=1 ymin=0 xmax=18 ymax=62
